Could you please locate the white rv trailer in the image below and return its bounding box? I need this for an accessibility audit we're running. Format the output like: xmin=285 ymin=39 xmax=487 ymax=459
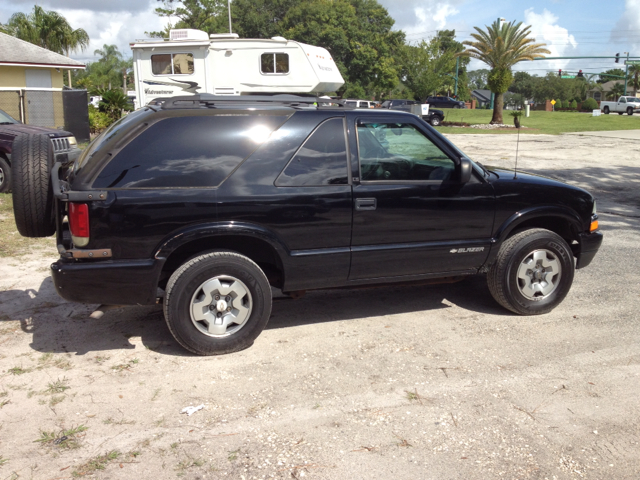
xmin=130 ymin=29 xmax=344 ymax=107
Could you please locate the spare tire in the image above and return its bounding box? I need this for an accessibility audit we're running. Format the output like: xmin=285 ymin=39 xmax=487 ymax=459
xmin=11 ymin=133 xmax=56 ymax=237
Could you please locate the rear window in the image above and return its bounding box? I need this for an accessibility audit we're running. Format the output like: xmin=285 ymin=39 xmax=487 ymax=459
xmin=93 ymin=115 xmax=288 ymax=189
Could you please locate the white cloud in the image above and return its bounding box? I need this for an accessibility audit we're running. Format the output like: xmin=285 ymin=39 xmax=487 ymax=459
xmin=612 ymin=0 xmax=640 ymax=49
xmin=378 ymin=0 xmax=463 ymax=43
xmin=522 ymin=8 xmax=577 ymax=71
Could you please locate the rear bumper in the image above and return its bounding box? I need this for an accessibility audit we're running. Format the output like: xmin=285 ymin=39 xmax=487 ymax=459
xmin=51 ymin=258 xmax=164 ymax=305
xmin=575 ymin=230 xmax=603 ymax=269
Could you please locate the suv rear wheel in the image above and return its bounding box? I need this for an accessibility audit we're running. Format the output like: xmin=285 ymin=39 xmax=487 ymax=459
xmin=487 ymin=228 xmax=574 ymax=315
xmin=0 ymin=155 xmax=10 ymax=193
xmin=164 ymin=251 xmax=272 ymax=355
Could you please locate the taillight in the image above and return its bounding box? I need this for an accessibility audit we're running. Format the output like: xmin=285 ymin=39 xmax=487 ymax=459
xmin=69 ymin=202 xmax=89 ymax=247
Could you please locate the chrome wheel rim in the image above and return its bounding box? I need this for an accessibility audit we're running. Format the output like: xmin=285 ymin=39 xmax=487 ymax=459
xmin=517 ymin=249 xmax=561 ymax=300
xmin=190 ymin=275 xmax=252 ymax=337
xmin=0 ymin=166 xmax=4 ymax=186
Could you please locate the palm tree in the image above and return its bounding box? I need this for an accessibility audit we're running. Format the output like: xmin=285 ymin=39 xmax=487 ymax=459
xmin=627 ymin=64 xmax=640 ymax=95
xmin=4 ymin=5 xmax=89 ymax=55
xmin=460 ymin=19 xmax=550 ymax=124
xmin=609 ymin=82 xmax=625 ymax=100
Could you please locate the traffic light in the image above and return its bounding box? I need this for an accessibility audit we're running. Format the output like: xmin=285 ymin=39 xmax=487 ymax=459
xmin=615 ymin=53 xmax=620 ymax=63
xmin=577 ymin=70 xmax=584 ymax=78
xmin=558 ymin=69 xmax=562 ymax=77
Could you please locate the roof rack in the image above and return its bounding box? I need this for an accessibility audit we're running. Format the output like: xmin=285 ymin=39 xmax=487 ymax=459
xmin=155 ymin=94 xmax=351 ymax=110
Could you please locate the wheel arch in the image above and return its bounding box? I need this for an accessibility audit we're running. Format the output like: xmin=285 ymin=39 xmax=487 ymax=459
xmin=487 ymin=207 xmax=583 ymax=266
xmin=155 ymin=222 xmax=288 ymax=289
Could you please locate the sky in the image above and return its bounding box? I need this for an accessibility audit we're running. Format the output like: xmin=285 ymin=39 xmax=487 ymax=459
xmin=0 ymin=0 xmax=638 ymax=78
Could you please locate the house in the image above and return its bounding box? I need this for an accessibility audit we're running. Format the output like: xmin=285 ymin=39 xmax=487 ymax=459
xmin=0 ymin=32 xmax=85 ymax=127
xmin=587 ymin=80 xmax=638 ymax=102
xmin=471 ymin=89 xmax=491 ymax=108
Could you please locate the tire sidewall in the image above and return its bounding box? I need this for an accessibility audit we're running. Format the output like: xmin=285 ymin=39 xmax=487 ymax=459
xmin=431 ymin=117 xmax=441 ymax=126
xmin=503 ymin=234 xmax=574 ymax=314
xmin=165 ymin=254 xmax=272 ymax=355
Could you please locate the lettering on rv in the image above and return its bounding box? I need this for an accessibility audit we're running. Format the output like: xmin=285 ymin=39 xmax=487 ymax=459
xmin=145 ymin=89 xmax=174 ymax=94
xmin=317 ymin=64 xmax=333 ymax=72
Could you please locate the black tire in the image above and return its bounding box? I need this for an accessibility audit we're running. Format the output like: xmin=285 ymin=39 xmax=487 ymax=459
xmin=603 ymin=106 xmax=609 ymax=114
xmin=618 ymin=112 xmax=623 ymax=115
xmin=627 ymin=107 xmax=634 ymax=116
xmin=487 ymin=228 xmax=574 ymax=315
xmin=430 ymin=116 xmax=441 ymax=127
xmin=0 ymin=155 xmax=11 ymax=193
xmin=11 ymin=134 xmax=55 ymax=237
xmin=164 ymin=251 xmax=272 ymax=355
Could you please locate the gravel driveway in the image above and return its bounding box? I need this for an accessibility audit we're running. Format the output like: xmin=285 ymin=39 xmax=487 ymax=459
xmin=0 ymin=133 xmax=638 ymax=479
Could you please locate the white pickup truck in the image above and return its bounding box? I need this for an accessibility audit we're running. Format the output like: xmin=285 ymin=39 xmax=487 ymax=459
xmin=600 ymin=96 xmax=640 ymax=115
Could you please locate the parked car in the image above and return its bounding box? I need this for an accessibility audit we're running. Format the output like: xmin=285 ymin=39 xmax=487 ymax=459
xmin=343 ymin=99 xmax=374 ymax=108
xmin=0 ymin=108 xmax=78 ymax=193
xmin=11 ymin=94 xmax=603 ymax=356
xmin=380 ymin=99 xmax=444 ymax=126
xmin=600 ymin=96 xmax=640 ymax=115
xmin=426 ymin=96 xmax=466 ymax=109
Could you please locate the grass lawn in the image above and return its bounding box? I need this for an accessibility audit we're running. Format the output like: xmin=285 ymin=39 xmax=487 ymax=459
xmin=435 ymin=109 xmax=640 ymax=135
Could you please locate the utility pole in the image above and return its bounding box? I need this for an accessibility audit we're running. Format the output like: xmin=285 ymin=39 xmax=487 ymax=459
xmin=454 ymin=56 xmax=459 ymax=97
xmin=624 ymin=51 xmax=630 ymax=95
xmin=228 ymin=0 xmax=232 ymax=33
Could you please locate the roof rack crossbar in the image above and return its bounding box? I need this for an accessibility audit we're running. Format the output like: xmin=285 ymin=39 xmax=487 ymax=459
xmin=155 ymin=94 xmax=348 ymax=109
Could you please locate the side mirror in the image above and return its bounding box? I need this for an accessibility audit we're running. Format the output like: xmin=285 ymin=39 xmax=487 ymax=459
xmin=459 ymin=157 xmax=472 ymax=184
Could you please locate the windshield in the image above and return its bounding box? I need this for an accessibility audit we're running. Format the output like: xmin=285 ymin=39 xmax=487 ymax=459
xmin=626 ymin=97 xmax=640 ymax=103
xmin=0 ymin=109 xmax=19 ymax=124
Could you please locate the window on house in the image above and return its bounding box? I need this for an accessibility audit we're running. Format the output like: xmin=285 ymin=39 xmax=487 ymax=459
xmin=151 ymin=53 xmax=194 ymax=75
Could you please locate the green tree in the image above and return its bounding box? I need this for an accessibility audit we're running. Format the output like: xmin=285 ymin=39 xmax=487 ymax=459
xmin=460 ymin=19 xmax=549 ymax=124
xmin=74 ymin=45 xmax=133 ymax=92
xmin=232 ymin=0 xmax=303 ymax=39
xmin=627 ymin=64 xmax=640 ymax=93
xmin=597 ymin=68 xmax=625 ymax=84
xmin=400 ymin=38 xmax=456 ymax=102
xmin=281 ymin=0 xmax=405 ymax=97
xmin=435 ymin=30 xmax=470 ymax=100
xmin=148 ymin=0 xmax=227 ymax=37
xmin=98 ymin=89 xmax=133 ymax=123
xmin=2 ymin=5 xmax=89 ymax=55
xmin=609 ymin=82 xmax=625 ymax=99
xmin=467 ymin=69 xmax=490 ymax=90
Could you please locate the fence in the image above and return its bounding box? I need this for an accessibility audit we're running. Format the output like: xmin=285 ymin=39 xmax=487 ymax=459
xmin=0 ymin=88 xmax=90 ymax=143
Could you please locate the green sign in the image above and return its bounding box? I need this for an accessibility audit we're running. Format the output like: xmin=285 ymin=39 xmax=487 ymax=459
xmin=561 ymin=75 xmax=576 ymax=79
xmin=626 ymin=60 xmax=640 ymax=66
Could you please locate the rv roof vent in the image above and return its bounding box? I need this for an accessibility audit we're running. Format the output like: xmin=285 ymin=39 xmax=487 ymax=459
xmin=169 ymin=29 xmax=209 ymax=41
xmin=271 ymin=36 xmax=287 ymax=41
xmin=210 ymin=33 xmax=240 ymax=40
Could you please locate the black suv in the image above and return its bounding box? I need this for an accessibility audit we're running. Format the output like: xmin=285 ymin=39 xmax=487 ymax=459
xmin=380 ymin=99 xmax=445 ymax=126
xmin=426 ymin=96 xmax=466 ymax=109
xmin=12 ymin=95 xmax=603 ymax=356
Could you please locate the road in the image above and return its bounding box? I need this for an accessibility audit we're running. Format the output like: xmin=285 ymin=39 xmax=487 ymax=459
xmin=0 ymin=133 xmax=638 ymax=479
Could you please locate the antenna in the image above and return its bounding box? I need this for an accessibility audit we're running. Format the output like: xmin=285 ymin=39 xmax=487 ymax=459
xmin=514 ymin=121 xmax=520 ymax=179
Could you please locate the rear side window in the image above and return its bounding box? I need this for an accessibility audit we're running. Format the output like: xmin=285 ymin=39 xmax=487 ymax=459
xmin=276 ymin=118 xmax=348 ymax=186
xmin=93 ymin=115 xmax=287 ymax=189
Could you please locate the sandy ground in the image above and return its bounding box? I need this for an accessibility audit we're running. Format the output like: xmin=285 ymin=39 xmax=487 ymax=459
xmin=0 ymin=133 xmax=639 ymax=479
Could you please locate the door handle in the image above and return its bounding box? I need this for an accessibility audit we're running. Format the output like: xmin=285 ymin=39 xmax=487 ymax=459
xmin=355 ymin=198 xmax=377 ymax=211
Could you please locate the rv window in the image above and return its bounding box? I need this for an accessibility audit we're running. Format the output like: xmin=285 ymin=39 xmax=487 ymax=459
xmin=261 ymin=53 xmax=289 ymax=74
xmin=276 ymin=118 xmax=348 ymax=186
xmin=152 ymin=53 xmax=194 ymax=75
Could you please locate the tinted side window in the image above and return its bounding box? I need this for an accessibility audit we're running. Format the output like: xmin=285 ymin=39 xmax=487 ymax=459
xmin=94 ymin=115 xmax=287 ymax=189
xmin=276 ymin=118 xmax=348 ymax=186
xmin=151 ymin=53 xmax=194 ymax=75
xmin=261 ymin=53 xmax=289 ymax=74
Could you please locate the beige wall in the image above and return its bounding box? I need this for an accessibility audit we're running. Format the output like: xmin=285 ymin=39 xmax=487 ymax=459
xmin=0 ymin=65 xmax=64 ymax=88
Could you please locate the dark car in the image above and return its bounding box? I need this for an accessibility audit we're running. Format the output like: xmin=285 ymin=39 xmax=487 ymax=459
xmin=380 ymin=99 xmax=444 ymax=126
xmin=0 ymin=108 xmax=79 ymax=193
xmin=426 ymin=96 xmax=466 ymax=109
xmin=11 ymin=94 xmax=602 ymax=356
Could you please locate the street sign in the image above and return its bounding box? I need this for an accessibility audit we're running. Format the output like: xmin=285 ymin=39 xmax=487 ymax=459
xmin=561 ymin=75 xmax=576 ymax=79
xmin=626 ymin=60 xmax=640 ymax=66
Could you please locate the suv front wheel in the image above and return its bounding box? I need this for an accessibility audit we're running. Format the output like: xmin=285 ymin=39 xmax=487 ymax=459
xmin=487 ymin=229 xmax=575 ymax=315
xmin=164 ymin=251 xmax=272 ymax=355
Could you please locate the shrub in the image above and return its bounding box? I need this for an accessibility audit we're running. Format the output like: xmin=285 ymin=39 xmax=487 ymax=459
xmin=88 ymin=105 xmax=111 ymax=134
xmin=570 ymin=100 xmax=578 ymax=110
xmin=581 ymin=98 xmax=599 ymax=111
